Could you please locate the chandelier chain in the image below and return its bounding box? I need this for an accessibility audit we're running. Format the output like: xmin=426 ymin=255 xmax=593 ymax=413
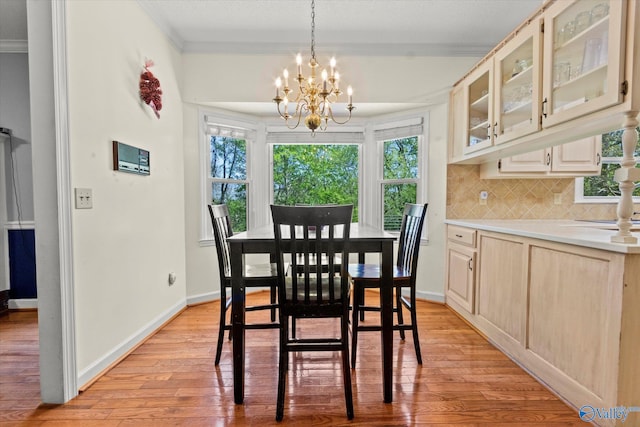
xmin=310 ymin=0 xmax=316 ymax=60
xmin=272 ymin=0 xmax=354 ymax=133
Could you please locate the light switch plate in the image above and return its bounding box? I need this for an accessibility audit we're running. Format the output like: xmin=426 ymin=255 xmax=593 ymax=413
xmin=75 ymin=188 xmax=93 ymax=209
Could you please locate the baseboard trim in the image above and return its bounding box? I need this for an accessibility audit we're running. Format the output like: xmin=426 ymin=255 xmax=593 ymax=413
xmin=9 ymin=298 xmax=38 ymax=310
xmin=77 ymin=298 xmax=187 ymax=391
xmin=417 ymin=290 xmax=445 ymax=304
xmin=186 ymin=291 xmax=219 ymax=306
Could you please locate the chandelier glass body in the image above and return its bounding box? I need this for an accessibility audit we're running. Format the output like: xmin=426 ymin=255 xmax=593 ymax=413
xmin=273 ymin=0 xmax=354 ymax=133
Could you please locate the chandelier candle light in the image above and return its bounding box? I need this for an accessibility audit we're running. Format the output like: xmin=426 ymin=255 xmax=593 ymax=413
xmin=273 ymin=0 xmax=354 ymax=133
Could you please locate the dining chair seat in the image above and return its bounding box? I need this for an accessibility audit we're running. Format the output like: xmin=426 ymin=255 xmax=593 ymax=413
xmin=208 ymin=204 xmax=280 ymax=366
xmin=349 ymin=203 xmax=428 ymax=369
xmin=283 ymin=274 xmax=345 ymax=302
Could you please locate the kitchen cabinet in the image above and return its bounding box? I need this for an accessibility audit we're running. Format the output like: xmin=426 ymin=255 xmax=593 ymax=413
xmin=449 ymin=0 xmax=634 ymax=165
xmin=541 ymin=0 xmax=626 ymax=128
xmin=459 ymin=21 xmax=542 ymax=155
xmin=475 ymin=232 xmax=527 ymax=347
xmin=445 ymin=226 xmax=476 ymax=314
xmin=479 ymin=134 xmax=602 ymax=178
xmin=444 ymin=223 xmax=640 ymax=427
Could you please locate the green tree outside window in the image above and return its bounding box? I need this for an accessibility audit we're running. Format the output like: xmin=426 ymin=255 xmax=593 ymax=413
xmin=273 ymin=144 xmax=359 ymax=221
xmin=210 ymin=136 xmax=248 ymax=231
xmin=382 ymin=137 xmax=419 ymax=231
xmin=583 ymin=128 xmax=640 ymax=198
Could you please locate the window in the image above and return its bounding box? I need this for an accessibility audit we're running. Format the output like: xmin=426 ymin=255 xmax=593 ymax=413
xmin=204 ymin=119 xmax=252 ymax=233
xmin=376 ymin=118 xmax=424 ymax=232
xmin=576 ymin=127 xmax=640 ymax=203
xmin=200 ymin=113 xmax=427 ymax=239
xmin=272 ymin=144 xmax=360 ymax=221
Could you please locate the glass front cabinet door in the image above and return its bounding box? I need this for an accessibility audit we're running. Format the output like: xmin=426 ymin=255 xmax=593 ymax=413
xmin=493 ymin=19 xmax=542 ymax=145
xmin=542 ymin=0 xmax=626 ymax=127
xmin=463 ymin=62 xmax=494 ymax=155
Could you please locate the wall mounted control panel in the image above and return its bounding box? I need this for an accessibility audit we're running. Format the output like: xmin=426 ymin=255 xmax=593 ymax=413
xmin=113 ymin=140 xmax=150 ymax=175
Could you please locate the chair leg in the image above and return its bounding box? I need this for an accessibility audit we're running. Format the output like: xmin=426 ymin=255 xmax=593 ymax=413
xmin=270 ymin=284 xmax=277 ymax=322
xmin=215 ymin=289 xmax=230 ymax=366
xmin=350 ymin=284 xmax=360 ymax=369
xmin=291 ymin=317 xmax=297 ymax=339
xmin=410 ymin=288 xmax=422 ymax=364
xmin=358 ymin=286 xmax=365 ymax=321
xmin=396 ymin=287 xmax=406 ymax=340
xmin=341 ymin=313 xmax=354 ymax=420
xmin=276 ymin=316 xmax=288 ymax=421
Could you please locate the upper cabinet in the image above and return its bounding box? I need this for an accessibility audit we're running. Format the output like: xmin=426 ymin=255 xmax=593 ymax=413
xmin=479 ymin=135 xmax=602 ymax=178
xmin=462 ymin=23 xmax=542 ymax=155
xmin=542 ymin=0 xmax=626 ymax=127
xmin=449 ymin=0 xmax=636 ymax=164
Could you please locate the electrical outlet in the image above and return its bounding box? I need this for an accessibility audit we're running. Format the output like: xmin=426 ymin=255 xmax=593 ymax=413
xmin=75 ymin=188 xmax=93 ymax=209
xmin=554 ymin=193 xmax=562 ymax=205
xmin=479 ymin=191 xmax=488 ymax=205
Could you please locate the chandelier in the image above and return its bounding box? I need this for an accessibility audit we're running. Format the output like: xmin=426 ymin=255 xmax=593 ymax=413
xmin=272 ymin=0 xmax=354 ymax=134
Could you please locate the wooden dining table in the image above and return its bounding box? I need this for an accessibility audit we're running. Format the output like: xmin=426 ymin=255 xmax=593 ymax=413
xmin=227 ymin=222 xmax=396 ymax=404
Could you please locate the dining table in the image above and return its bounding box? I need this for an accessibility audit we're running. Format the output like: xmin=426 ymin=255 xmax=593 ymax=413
xmin=227 ymin=222 xmax=397 ymax=404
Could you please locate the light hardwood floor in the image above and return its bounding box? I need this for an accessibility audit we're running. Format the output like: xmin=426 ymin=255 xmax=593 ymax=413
xmin=0 ymin=291 xmax=590 ymax=426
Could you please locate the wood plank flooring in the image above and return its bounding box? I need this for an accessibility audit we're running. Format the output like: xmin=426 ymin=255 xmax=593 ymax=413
xmin=0 ymin=291 xmax=590 ymax=426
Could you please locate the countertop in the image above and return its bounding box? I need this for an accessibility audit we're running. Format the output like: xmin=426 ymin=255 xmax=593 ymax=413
xmin=445 ymin=219 xmax=640 ymax=254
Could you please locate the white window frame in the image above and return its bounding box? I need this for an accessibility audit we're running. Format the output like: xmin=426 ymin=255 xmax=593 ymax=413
xmin=199 ymin=111 xmax=256 ymax=241
xmin=199 ymin=111 xmax=430 ymax=241
xmin=574 ymin=130 xmax=640 ymax=204
xmin=266 ymin=127 xmax=366 ymax=219
xmin=373 ymin=115 xmax=428 ymax=237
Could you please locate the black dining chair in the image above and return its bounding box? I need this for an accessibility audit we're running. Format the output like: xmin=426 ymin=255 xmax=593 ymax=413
xmin=348 ymin=203 xmax=428 ymax=368
xmin=208 ymin=204 xmax=280 ymax=366
xmin=271 ymin=204 xmax=354 ymax=421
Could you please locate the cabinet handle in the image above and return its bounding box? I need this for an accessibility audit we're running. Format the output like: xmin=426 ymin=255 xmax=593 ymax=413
xmin=542 ymin=97 xmax=548 ymax=118
xmin=493 ymin=122 xmax=498 ymax=138
xmin=455 ymin=234 xmax=463 ymax=238
xmin=546 ymin=152 xmax=551 ymax=166
xmin=486 ymin=123 xmax=491 ymax=139
xmin=597 ymin=153 xmax=601 ymax=165
xmin=468 ymin=258 xmax=473 ymax=271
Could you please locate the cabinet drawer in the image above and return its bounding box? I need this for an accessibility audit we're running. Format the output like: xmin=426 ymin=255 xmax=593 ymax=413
xmin=447 ymin=226 xmax=476 ymax=247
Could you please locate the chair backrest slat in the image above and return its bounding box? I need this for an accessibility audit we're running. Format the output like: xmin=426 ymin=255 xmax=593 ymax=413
xmin=396 ymin=203 xmax=428 ymax=280
xmin=271 ymin=205 xmax=352 ymax=308
xmin=208 ymin=204 xmax=234 ymax=279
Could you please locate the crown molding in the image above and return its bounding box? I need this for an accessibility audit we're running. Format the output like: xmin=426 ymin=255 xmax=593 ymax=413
xmin=181 ymin=40 xmax=493 ymax=57
xmin=0 ymin=39 xmax=28 ymax=53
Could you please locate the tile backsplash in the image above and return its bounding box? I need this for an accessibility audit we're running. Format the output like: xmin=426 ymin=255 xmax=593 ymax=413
xmin=446 ymin=164 xmax=636 ymax=220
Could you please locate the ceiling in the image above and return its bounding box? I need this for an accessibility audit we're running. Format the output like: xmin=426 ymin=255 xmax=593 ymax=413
xmin=135 ymin=0 xmax=543 ymax=57
xmin=1 ymin=0 xmax=544 ymax=116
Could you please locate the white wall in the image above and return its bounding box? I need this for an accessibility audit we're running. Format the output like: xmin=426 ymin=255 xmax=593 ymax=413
xmin=65 ymin=0 xmax=186 ymax=384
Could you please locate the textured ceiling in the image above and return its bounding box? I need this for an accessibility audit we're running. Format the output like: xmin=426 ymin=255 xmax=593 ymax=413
xmin=136 ymin=0 xmax=544 ymax=56
xmin=0 ymin=0 xmax=543 ymax=57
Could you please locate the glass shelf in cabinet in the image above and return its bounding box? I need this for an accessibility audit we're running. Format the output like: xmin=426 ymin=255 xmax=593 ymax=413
xmin=469 ymin=120 xmax=489 ymax=131
xmin=470 ymin=92 xmax=489 ymax=109
xmin=504 ymin=65 xmax=533 ymax=86
xmin=502 ymin=99 xmax=532 ymax=116
xmin=553 ymin=63 xmax=606 ymax=92
xmin=554 ymin=15 xmax=608 ymax=53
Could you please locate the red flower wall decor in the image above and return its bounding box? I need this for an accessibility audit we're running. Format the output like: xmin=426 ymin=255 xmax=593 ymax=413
xmin=139 ymin=59 xmax=162 ymax=118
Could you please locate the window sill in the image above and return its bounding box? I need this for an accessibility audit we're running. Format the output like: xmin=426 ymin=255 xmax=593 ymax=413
xmin=574 ymin=197 xmax=640 ymax=204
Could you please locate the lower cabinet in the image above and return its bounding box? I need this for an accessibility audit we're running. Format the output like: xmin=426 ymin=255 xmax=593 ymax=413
xmin=445 ymin=226 xmax=476 ymax=315
xmin=445 ymin=226 xmax=640 ymax=427
xmin=475 ymin=232 xmax=526 ymax=346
